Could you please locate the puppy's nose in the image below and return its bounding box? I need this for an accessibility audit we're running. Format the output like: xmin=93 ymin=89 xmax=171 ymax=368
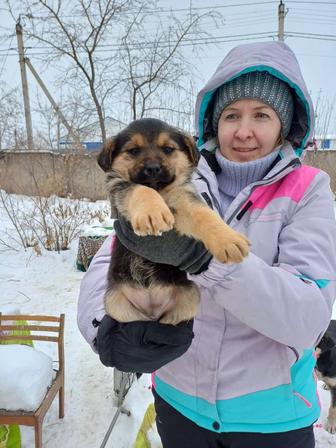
xmin=143 ymin=162 xmax=162 ymax=177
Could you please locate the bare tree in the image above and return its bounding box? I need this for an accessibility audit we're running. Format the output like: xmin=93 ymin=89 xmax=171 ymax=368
xmin=0 ymin=84 xmax=26 ymax=150
xmin=5 ymin=0 xmax=218 ymax=144
xmin=119 ymin=10 xmax=208 ymax=123
xmin=314 ymin=89 xmax=336 ymax=148
xmin=6 ymin=0 xmax=139 ymax=145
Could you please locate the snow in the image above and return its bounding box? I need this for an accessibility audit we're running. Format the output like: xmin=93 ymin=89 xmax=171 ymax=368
xmin=0 ymin=193 xmax=335 ymax=447
xmin=0 ymin=345 xmax=53 ymax=411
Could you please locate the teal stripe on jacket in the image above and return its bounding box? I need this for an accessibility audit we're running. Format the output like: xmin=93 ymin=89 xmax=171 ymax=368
xmin=153 ymin=350 xmax=320 ymax=433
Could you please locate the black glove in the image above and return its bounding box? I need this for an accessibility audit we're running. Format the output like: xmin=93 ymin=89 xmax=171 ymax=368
xmin=95 ymin=315 xmax=194 ymax=373
xmin=114 ymin=216 xmax=212 ymax=274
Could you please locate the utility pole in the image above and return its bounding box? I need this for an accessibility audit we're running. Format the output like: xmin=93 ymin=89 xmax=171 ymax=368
xmin=24 ymin=58 xmax=83 ymax=150
xmin=16 ymin=21 xmax=82 ymax=151
xmin=278 ymin=0 xmax=285 ymax=41
xmin=16 ymin=20 xmax=34 ymax=151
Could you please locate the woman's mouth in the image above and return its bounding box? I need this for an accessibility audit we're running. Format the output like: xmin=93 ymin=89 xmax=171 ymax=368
xmin=233 ymin=147 xmax=258 ymax=152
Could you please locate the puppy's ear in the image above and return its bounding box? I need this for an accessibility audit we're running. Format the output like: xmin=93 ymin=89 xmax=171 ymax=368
xmin=182 ymin=134 xmax=200 ymax=167
xmin=97 ymin=137 xmax=116 ymax=172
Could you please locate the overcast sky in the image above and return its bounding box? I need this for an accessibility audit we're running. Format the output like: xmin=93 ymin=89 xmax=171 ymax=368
xmin=171 ymin=0 xmax=336 ymax=104
xmin=0 ymin=0 xmax=335 ymax=126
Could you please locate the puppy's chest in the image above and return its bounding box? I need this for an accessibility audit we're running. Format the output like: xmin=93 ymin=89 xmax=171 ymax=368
xmin=129 ymin=255 xmax=188 ymax=287
xmin=110 ymin=239 xmax=189 ymax=288
xmin=129 ymin=256 xmax=159 ymax=287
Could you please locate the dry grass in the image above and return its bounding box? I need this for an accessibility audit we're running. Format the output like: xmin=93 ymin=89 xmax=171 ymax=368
xmin=0 ymin=190 xmax=109 ymax=252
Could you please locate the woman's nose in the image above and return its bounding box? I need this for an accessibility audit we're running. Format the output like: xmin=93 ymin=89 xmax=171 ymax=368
xmin=234 ymin=120 xmax=254 ymax=140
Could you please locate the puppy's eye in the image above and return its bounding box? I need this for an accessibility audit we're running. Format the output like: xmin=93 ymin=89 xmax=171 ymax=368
xmin=127 ymin=147 xmax=141 ymax=156
xmin=162 ymin=146 xmax=175 ymax=155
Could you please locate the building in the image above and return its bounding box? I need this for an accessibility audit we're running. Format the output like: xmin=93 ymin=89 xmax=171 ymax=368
xmin=59 ymin=116 xmax=125 ymax=151
xmin=314 ymin=135 xmax=336 ymax=150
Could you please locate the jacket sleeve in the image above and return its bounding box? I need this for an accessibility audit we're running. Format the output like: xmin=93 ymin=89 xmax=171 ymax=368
xmin=77 ymin=235 xmax=113 ymax=352
xmin=189 ymin=171 xmax=336 ymax=350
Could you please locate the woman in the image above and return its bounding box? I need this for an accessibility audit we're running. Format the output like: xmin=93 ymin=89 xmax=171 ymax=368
xmin=77 ymin=41 xmax=336 ymax=447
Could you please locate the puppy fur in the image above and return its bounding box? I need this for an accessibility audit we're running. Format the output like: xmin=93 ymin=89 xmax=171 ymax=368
xmin=97 ymin=118 xmax=249 ymax=325
xmin=316 ymin=320 xmax=336 ymax=433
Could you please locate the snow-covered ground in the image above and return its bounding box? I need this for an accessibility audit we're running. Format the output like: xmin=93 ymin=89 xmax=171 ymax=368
xmin=0 ymin=194 xmax=335 ymax=447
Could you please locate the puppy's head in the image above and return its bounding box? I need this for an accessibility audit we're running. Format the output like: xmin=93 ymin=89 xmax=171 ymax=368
xmin=97 ymin=118 xmax=199 ymax=190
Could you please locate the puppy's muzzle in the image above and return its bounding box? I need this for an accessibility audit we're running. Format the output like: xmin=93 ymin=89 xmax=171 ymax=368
xmin=143 ymin=162 xmax=162 ymax=178
xmin=132 ymin=162 xmax=174 ymax=190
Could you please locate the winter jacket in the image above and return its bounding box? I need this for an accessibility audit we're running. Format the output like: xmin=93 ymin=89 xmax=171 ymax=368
xmin=77 ymin=41 xmax=336 ymax=433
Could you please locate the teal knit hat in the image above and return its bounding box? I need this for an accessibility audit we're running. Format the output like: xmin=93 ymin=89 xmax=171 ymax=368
xmin=212 ymin=71 xmax=294 ymax=137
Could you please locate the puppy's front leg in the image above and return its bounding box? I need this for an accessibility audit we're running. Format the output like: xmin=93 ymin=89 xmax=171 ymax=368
xmin=325 ymin=388 xmax=336 ymax=434
xmin=126 ymin=185 xmax=175 ymax=236
xmin=159 ymin=283 xmax=200 ymax=325
xmin=167 ymin=190 xmax=249 ymax=264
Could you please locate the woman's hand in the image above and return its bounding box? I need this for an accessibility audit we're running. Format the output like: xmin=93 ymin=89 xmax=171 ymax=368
xmin=114 ymin=216 xmax=212 ymax=274
xmin=95 ymin=315 xmax=194 ymax=373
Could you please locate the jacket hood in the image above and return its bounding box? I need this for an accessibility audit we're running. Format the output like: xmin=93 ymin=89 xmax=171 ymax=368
xmin=195 ymin=41 xmax=314 ymax=156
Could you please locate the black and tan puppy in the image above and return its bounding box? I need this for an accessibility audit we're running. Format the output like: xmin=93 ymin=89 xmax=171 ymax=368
xmin=97 ymin=118 xmax=249 ymax=325
xmin=316 ymin=320 xmax=336 ymax=433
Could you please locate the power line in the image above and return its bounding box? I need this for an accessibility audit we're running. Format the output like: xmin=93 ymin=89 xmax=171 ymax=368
xmin=287 ymin=31 xmax=336 ymax=38
xmin=289 ymin=11 xmax=336 ymax=19
xmin=15 ymin=2 xmax=279 ymax=20
xmin=290 ymin=7 xmax=336 ymax=14
xmin=287 ymin=18 xmax=336 ymax=26
xmin=286 ymin=33 xmax=336 ymax=42
xmin=0 ymin=36 xmax=278 ymax=57
xmin=0 ymin=31 xmax=278 ymax=55
xmin=288 ymin=14 xmax=336 ymax=22
xmin=157 ymin=1 xmax=278 ymax=11
xmin=288 ymin=35 xmax=336 ymax=40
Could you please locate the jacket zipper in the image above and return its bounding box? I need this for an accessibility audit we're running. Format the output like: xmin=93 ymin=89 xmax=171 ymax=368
xmin=196 ymin=169 xmax=222 ymax=216
xmin=236 ymin=200 xmax=253 ymax=220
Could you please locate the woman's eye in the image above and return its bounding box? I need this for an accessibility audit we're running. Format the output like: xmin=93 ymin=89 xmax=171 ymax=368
xmin=255 ymin=112 xmax=269 ymax=119
xmin=127 ymin=147 xmax=141 ymax=156
xmin=223 ymin=114 xmax=238 ymax=120
xmin=162 ymin=146 xmax=174 ymax=155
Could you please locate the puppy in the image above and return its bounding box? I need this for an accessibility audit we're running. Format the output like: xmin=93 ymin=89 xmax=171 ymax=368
xmin=316 ymin=320 xmax=336 ymax=433
xmin=97 ymin=118 xmax=249 ymax=325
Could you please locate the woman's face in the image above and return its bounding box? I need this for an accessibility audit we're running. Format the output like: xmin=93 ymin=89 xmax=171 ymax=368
xmin=217 ymin=99 xmax=282 ymax=162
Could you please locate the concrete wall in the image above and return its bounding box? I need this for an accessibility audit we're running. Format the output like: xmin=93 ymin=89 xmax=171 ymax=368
xmin=305 ymin=151 xmax=336 ymax=194
xmin=0 ymin=151 xmax=107 ymax=201
xmin=0 ymin=150 xmax=335 ymax=201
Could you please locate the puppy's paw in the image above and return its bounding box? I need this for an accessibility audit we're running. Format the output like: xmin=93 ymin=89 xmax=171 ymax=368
xmin=159 ymin=307 xmax=196 ymax=325
xmin=131 ymin=202 xmax=175 ymax=236
xmin=325 ymin=417 xmax=336 ymax=434
xmin=208 ymin=229 xmax=250 ymax=264
xmin=159 ymin=287 xmax=199 ymax=325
